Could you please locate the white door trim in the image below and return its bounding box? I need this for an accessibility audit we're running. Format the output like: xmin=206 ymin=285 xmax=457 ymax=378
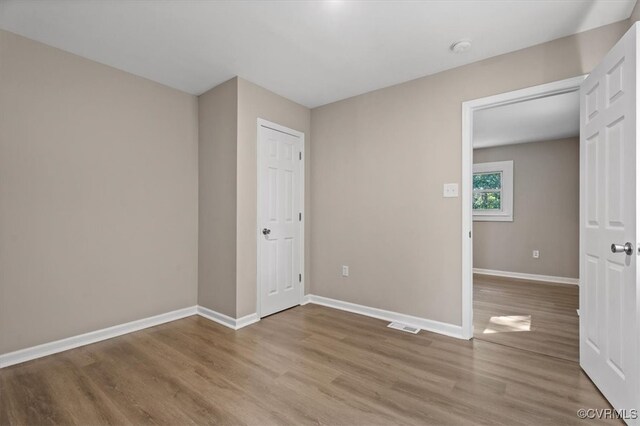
xmin=256 ymin=118 xmax=305 ymax=318
xmin=460 ymin=75 xmax=587 ymax=339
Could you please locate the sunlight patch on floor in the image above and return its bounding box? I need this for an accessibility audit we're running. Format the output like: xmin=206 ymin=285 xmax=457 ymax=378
xmin=483 ymin=315 xmax=531 ymax=334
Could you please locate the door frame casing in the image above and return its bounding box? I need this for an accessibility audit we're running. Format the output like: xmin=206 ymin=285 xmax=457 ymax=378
xmin=256 ymin=118 xmax=306 ymax=318
xmin=460 ymin=75 xmax=587 ymax=339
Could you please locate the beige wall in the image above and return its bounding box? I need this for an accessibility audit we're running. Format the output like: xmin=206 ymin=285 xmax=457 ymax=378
xmin=310 ymin=20 xmax=631 ymax=326
xmin=473 ymin=138 xmax=579 ymax=278
xmin=197 ymin=77 xmax=310 ymax=318
xmin=631 ymin=1 xmax=640 ymax=22
xmin=2 ymin=15 xmax=634 ymax=354
xmin=0 ymin=30 xmax=199 ymax=354
xmin=236 ymin=78 xmax=311 ymax=317
xmin=198 ymin=78 xmax=238 ymax=317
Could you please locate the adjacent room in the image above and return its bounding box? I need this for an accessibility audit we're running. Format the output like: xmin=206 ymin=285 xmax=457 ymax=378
xmin=471 ymin=91 xmax=581 ymax=362
xmin=1 ymin=1 xmax=640 ymax=424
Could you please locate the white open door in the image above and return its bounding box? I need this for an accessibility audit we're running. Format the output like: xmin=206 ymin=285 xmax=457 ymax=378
xmin=580 ymin=22 xmax=639 ymax=419
xmin=257 ymin=120 xmax=304 ymax=318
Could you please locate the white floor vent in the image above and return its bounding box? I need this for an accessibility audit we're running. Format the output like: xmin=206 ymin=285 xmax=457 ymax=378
xmin=387 ymin=322 xmax=421 ymax=334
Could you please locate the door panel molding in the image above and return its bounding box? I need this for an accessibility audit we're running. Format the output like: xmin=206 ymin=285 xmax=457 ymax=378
xmin=578 ymin=23 xmax=638 ymax=415
xmin=257 ymin=118 xmax=305 ymax=318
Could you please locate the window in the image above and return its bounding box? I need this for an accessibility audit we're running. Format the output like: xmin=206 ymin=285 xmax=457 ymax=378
xmin=473 ymin=160 xmax=513 ymax=221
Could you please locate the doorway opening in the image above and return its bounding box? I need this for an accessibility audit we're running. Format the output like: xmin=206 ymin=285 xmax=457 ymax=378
xmin=460 ymin=76 xmax=586 ymax=360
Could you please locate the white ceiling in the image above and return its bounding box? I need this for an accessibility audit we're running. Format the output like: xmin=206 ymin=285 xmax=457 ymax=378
xmin=473 ymin=90 xmax=580 ymax=149
xmin=0 ymin=0 xmax=636 ymax=108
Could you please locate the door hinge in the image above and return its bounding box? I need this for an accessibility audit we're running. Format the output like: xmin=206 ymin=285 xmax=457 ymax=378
xmin=299 ymin=273 xmax=302 ymax=282
xmin=299 ymin=212 xmax=302 ymax=221
xmin=299 ymin=152 xmax=302 ymax=160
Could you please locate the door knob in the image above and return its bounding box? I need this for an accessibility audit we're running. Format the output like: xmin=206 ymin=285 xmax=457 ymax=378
xmin=262 ymin=228 xmax=271 ymax=236
xmin=611 ymin=242 xmax=633 ymax=255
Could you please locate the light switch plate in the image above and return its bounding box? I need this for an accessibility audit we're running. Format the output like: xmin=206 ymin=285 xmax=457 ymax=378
xmin=342 ymin=265 xmax=349 ymax=277
xmin=443 ymin=183 xmax=459 ymax=198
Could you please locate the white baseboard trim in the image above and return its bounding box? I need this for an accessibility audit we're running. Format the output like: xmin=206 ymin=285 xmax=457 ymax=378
xmin=196 ymin=306 xmax=260 ymax=330
xmin=235 ymin=312 xmax=260 ymax=329
xmin=303 ymin=294 xmax=465 ymax=340
xmin=0 ymin=306 xmax=197 ymax=369
xmin=473 ymin=268 xmax=579 ymax=286
xmin=0 ymin=304 xmax=263 ymax=369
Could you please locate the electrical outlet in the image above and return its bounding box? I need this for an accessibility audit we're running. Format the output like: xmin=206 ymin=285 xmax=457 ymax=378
xmin=533 ymin=250 xmax=540 ymax=259
xmin=342 ymin=265 xmax=349 ymax=277
xmin=443 ymin=183 xmax=459 ymax=198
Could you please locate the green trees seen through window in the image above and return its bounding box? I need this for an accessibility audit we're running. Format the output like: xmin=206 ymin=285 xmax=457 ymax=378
xmin=473 ymin=172 xmax=502 ymax=210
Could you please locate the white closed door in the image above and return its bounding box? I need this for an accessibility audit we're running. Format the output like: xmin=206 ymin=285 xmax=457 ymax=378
xmin=580 ymin=23 xmax=639 ymax=417
xmin=258 ymin=121 xmax=303 ymax=317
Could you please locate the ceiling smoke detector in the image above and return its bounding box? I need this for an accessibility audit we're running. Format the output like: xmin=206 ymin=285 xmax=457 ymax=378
xmin=450 ymin=40 xmax=472 ymax=53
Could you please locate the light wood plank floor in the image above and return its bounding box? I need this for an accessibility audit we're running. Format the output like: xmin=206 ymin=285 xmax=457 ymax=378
xmin=1 ymin=303 xmax=613 ymax=425
xmin=473 ymin=274 xmax=579 ymax=362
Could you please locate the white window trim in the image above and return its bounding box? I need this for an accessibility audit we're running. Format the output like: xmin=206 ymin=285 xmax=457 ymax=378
xmin=473 ymin=160 xmax=513 ymax=222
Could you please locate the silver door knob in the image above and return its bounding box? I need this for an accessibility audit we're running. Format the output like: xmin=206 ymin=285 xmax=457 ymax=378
xmin=611 ymin=242 xmax=633 ymax=255
xmin=262 ymin=228 xmax=271 ymax=236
